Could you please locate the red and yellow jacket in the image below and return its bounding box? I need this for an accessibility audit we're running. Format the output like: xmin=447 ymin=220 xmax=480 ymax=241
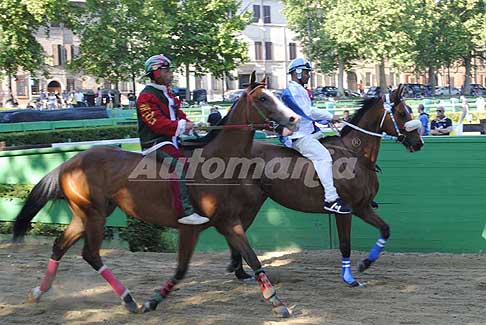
xmin=136 ymin=84 xmax=190 ymax=149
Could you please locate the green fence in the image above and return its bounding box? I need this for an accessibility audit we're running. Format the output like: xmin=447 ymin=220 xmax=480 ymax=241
xmin=1 ymin=136 xmax=486 ymax=253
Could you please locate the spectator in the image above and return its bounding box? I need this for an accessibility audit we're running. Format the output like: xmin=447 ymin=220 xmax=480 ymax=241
xmin=127 ymin=91 xmax=137 ymax=109
xmin=39 ymin=89 xmax=47 ymax=109
xmin=342 ymin=110 xmax=351 ymax=122
xmin=476 ymin=96 xmax=485 ymax=112
xmin=61 ymin=90 xmax=69 ymax=107
xmin=207 ymin=106 xmax=222 ymax=126
xmin=47 ymin=92 xmax=57 ymax=109
xmin=95 ymin=87 xmax=102 ymax=106
xmin=106 ymin=90 xmax=114 ymax=109
xmin=358 ymin=80 xmax=364 ymax=96
xmin=430 ymin=106 xmax=452 ymax=136
xmin=74 ymin=89 xmax=85 ymax=107
xmin=417 ymin=104 xmax=429 ymax=136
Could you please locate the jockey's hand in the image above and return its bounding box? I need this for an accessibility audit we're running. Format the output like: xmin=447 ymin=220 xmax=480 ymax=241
xmin=281 ymin=127 xmax=294 ymax=137
xmin=185 ymin=121 xmax=194 ymax=132
xmin=331 ymin=115 xmax=342 ymax=123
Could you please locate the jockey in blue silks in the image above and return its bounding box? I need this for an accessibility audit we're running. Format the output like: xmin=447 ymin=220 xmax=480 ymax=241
xmin=280 ymin=57 xmax=351 ymax=214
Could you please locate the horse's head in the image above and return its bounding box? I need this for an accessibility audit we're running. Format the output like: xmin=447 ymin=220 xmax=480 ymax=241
xmin=380 ymin=84 xmax=424 ymax=152
xmin=241 ymin=71 xmax=300 ymax=131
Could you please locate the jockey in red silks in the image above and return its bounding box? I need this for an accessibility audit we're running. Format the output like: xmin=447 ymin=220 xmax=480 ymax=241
xmin=136 ymin=54 xmax=209 ymax=225
xmin=281 ymin=57 xmax=352 ymax=215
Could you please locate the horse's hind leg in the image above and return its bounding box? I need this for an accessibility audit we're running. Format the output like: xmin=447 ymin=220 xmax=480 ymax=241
xmin=335 ymin=213 xmax=363 ymax=287
xmin=81 ymin=205 xmax=139 ymax=313
xmin=226 ymin=240 xmax=254 ymax=282
xmin=141 ymin=225 xmax=200 ymax=313
xmin=220 ymin=223 xmax=290 ymax=318
xmin=353 ymin=207 xmax=390 ymax=273
xmin=27 ymin=214 xmax=85 ymax=303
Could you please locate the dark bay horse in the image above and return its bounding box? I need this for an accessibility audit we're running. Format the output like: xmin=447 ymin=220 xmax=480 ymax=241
xmin=12 ymin=73 xmax=300 ymax=317
xmin=225 ymin=85 xmax=424 ymax=286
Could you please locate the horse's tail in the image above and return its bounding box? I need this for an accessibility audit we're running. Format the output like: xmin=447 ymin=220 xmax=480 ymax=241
xmin=12 ymin=166 xmax=64 ymax=242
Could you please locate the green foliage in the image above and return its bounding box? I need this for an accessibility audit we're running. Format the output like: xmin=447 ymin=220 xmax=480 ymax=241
xmin=0 ymin=125 xmax=137 ymax=147
xmin=121 ymin=217 xmax=176 ymax=252
xmin=0 ymin=184 xmax=34 ymax=199
xmin=0 ymin=0 xmax=77 ymax=87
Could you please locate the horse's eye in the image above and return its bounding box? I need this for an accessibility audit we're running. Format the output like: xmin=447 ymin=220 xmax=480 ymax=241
xmin=259 ymin=96 xmax=266 ymax=102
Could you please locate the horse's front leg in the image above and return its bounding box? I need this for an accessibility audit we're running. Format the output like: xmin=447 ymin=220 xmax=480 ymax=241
xmin=219 ymin=223 xmax=290 ymax=318
xmin=226 ymin=240 xmax=254 ymax=282
xmin=335 ymin=213 xmax=363 ymax=287
xmin=353 ymin=206 xmax=390 ymax=273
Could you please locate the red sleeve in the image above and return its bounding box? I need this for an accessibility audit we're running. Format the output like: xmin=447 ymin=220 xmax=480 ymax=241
xmin=136 ymin=92 xmax=179 ymax=136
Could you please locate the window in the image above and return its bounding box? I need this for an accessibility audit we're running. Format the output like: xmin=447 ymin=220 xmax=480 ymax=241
xmin=263 ymin=6 xmax=271 ymax=23
xmin=252 ymin=5 xmax=260 ymax=22
xmin=265 ymin=42 xmax=273 ymax=60
xmin=67 ymin=79 xmax=75 ymax=91
xmin=365 ymin=72 xmax=372 ymax=87
xmin=238 ymin=74 xmax=251 ymax=89
xmin=289 ymin=43 xmax=297 ymax=60
xmin=16 ymin=77 xmax=27 ymax=96
xmin=31 ymin=78 xmax=40 ymax=95
xmin=255 ymin=42 xmax=263 ymax=60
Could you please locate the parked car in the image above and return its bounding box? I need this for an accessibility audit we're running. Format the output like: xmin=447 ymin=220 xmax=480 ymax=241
xmin=435 ymin=86 xmax=461 ymax=96
xmin=313 ymin=86 xmax=338 ymax=99
xmin=343 ymin=89 xmax=360 ymax=97
xmin=171 ymin=87 xmax=187 ymax=100
xmin=224 ymin=89 xmax=245 ymax=102
xmin=402 ymin=83 xmax=427 ymax=98
xmin=469 ymin=84 xmax=486 ymax=96
xmin=365 ymin=86 xmax=381 ymax=98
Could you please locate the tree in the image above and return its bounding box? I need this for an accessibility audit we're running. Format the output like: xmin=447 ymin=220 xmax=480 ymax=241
xmin=0 ymin=0 xmax=74 ymax=96
xmin=284 ymin=0 xmax=360 ymax=95
xmin=70 ymin=0 xmax=175 ymax=92
xmin=168 ymin=0 xmax=250 ymax=100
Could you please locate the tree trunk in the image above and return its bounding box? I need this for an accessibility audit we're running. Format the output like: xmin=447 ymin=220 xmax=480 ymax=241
xmin=185 ymin=64 xmax=191 ymax=102
xmin=378 ymin=58 xmax=387 ymax=96
xmin=131 ymin=74 xmax=136 ymax=93
xmin=464 ymin=55 xmax=472 ymax=95
xmin=7 ymin=73 xmax=13 ymax=97
xmin=428 ymin=66 xmax=436 ymax=96
xmin=337 ymin=58 xmax=345 ymax=97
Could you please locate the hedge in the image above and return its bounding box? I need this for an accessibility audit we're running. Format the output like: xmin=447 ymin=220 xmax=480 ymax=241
xmin=0 ymin=125 xmax=137 ymax=147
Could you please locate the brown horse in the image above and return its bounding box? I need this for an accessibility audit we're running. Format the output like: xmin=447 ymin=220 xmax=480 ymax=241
xmin=12 ymin=72 xmax=300 ymax=317
xmin=225 ymin=85 xmax=424 ymax=286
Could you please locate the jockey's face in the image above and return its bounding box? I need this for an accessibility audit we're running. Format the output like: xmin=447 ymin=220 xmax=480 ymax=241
xmin=152 ymin=68 xmax=173 ymax=86
xmin=291 ymin=69 xmax=310 ymax=85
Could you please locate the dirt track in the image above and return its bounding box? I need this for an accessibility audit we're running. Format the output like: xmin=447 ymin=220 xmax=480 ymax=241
xmin=1 ymin=242 xmax=485 ymax=324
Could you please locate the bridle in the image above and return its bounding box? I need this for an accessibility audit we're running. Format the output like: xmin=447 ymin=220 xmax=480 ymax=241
xmin=338 ymin=93 xmax=420 ymax=144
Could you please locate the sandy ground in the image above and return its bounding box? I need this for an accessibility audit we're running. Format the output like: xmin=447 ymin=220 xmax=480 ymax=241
xmin=1 ymin=241 xmax=486 ymax=325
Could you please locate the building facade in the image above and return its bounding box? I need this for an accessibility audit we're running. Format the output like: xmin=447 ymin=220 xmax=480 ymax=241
xmin=2 ymin=0 xmax=486 ymax=106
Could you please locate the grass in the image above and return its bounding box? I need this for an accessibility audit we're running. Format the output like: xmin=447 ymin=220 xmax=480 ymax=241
xmin=0 ymin=184 xmax=34 ymax=199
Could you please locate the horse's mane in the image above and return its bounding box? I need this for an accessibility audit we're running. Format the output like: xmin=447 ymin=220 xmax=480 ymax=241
xmin=340 ymin=97 xmax=380 ymax=137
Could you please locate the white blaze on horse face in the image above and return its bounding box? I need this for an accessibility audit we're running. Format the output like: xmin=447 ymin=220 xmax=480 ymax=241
xmin=261 ymin=89 xmax=300 ymax=129
xmin=404 ymin=120 xmax=421 ymax=132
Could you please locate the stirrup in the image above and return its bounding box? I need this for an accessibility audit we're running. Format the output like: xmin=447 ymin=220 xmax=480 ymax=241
xmin=178 ymin=213 xmax=210 ymax=225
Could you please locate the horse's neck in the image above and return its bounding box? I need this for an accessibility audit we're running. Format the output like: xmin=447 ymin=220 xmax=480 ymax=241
xmin=341 ymin=113 xmax=382 ymax=163
xmin=204 ymin=101 xmax=255 ymax=159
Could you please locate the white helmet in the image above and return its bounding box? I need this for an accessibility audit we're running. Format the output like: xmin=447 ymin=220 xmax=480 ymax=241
xmin=288 ymin=57 xmax=312 ymax=75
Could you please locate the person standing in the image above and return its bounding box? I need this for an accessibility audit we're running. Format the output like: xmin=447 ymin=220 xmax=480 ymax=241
xmin=430 ymin=106 xmax=452 ymax=136
xmin=136 ymin=54 xmax=209 ymax=225
xmin=417 ymin=104 xmax=429 ymax=136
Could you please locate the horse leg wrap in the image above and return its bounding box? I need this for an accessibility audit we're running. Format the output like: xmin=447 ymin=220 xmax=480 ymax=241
xmin=342 ymin=258 xmax=361 ymax=287
xmin=39 ymin=259 xmax=59 ymax=292
xmin=153 ymin=277 xmax=178 ymax=303
xmin=368 ymin=237 xmax=387 ymax=262
xmin=255 ymin=270 xmax=276 ymax=300
xmin=98 ymin=265 xmax=129 ymax=298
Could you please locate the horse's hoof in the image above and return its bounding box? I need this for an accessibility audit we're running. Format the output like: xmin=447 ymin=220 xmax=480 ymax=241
xmin=358 ymin=258 xmax=372 ymax=273
xmin=140 ymin=299 xmax=158 ymax=313
xmin=272 ymin=305 xmax=291 ymax=318
xmin=348 ymin=280 xmax=364 ymax=288
xmin=122 ymin=294 xmax=140 ymax=313
xmin=226 ymin=260 xmax=241 ymax=273
xmin=27 ymin=287 xmax=42 ymax=303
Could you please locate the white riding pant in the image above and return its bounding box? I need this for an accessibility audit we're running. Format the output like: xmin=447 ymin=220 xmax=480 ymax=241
xmin=292 ymin=133 xmax=339 ymax=202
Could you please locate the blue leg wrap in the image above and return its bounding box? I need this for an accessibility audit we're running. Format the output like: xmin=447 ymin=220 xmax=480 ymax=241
xmin=342 ymin=258 xmax=357 ymax=285
xmin=367 ymin=237 xmax=386 ymax=262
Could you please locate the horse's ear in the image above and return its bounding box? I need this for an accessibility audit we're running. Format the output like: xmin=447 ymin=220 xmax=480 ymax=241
xmin=392 ymin=84 xmax=404 ymax=104
xmin=260 ymin=74 xmax=267 ymax=85
xmin=249 ymin=71 xmax=256 ymax=86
